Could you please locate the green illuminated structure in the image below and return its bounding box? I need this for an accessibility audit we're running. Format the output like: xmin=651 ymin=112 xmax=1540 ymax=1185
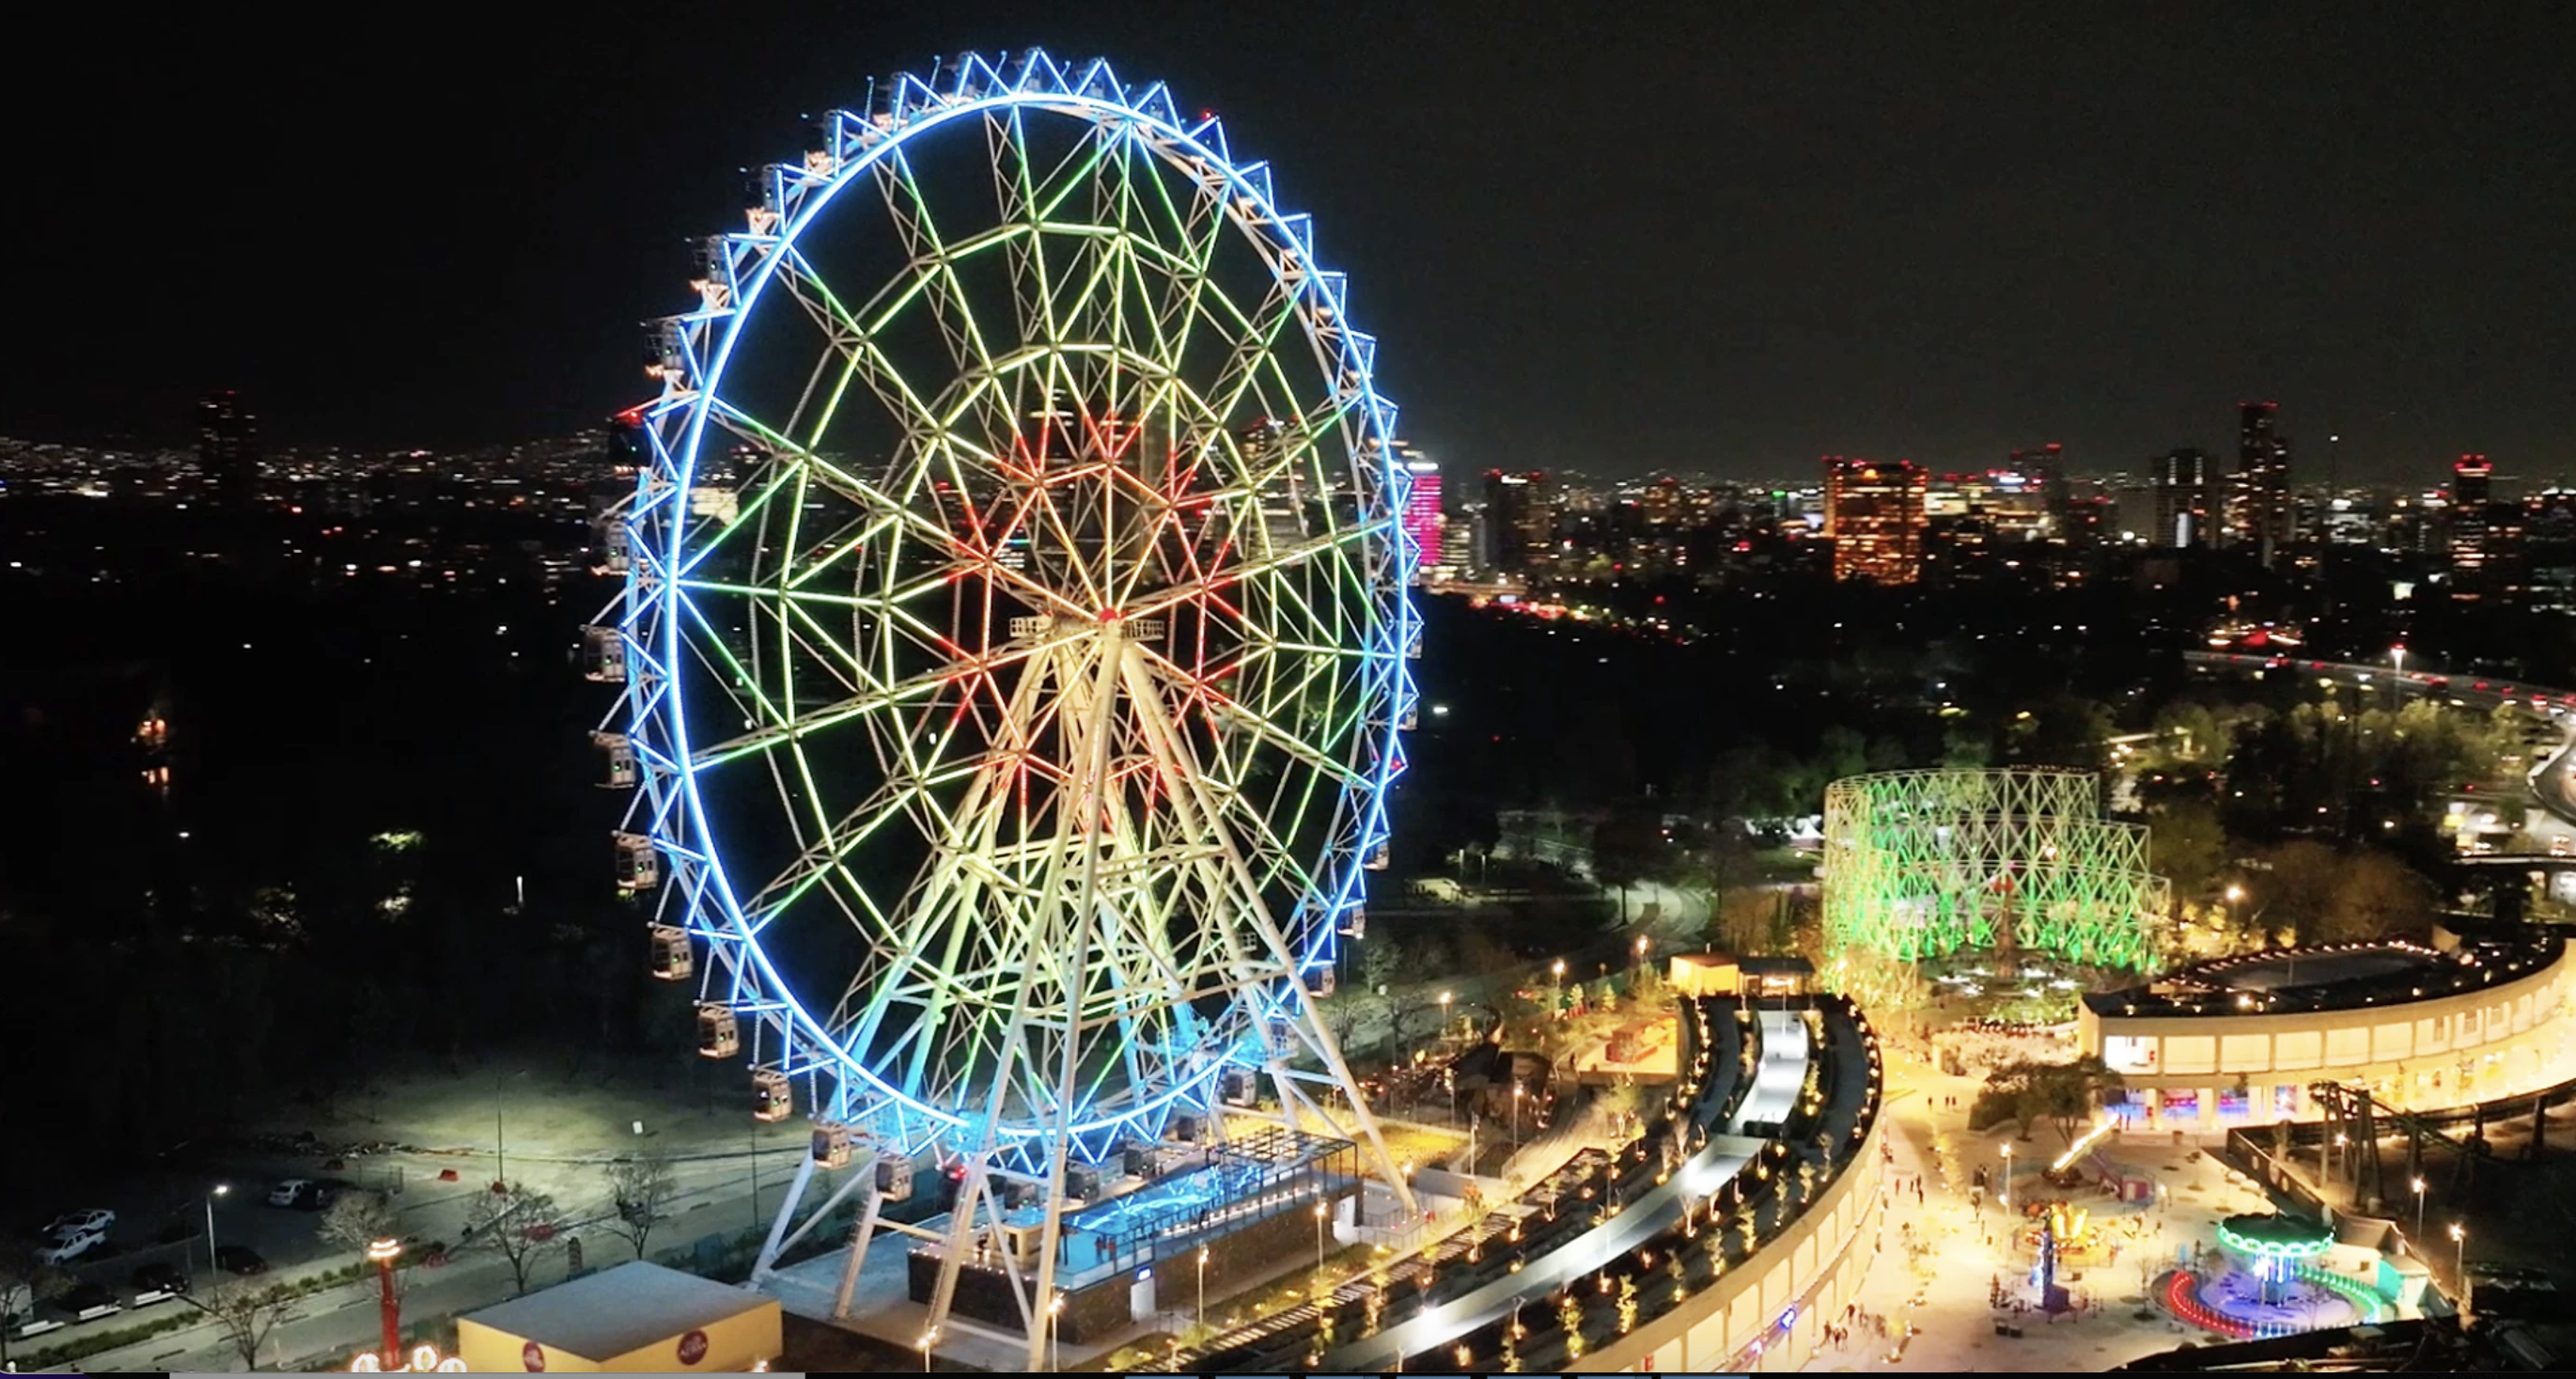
xmin=1821 ymin=768 xmax=2166 ymax=972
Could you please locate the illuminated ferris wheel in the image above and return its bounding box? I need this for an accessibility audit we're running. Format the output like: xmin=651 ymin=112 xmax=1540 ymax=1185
xmin=585 ymin=49 xmax=1419 ymax=1357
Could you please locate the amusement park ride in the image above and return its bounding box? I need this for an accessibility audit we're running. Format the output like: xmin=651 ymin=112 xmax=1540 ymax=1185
xmin=584 ymin=50 xmax=1423 ymax=1367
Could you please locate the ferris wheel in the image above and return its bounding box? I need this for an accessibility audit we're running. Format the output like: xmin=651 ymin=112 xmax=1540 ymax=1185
xmin=585 ymin=50 xmax=1419 ymax=1358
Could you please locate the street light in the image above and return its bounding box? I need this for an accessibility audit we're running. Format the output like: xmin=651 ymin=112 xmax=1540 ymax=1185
xmin=2001 ymin=1144 xmax=2013 ymax=1214
xmin=1439 ymin=990 xmax=1454 ymax=1041
xmin=1046 ymin=1294 xmax=1064 ymax=1371
xmin=204 ymin=1183 xmax=229 ymax=1277
xmin=1195 ymin=1246 xmax=1209 ymax=1342
xmin=1313 ymin=1201 xmax=1328 ymax=1282
xmin=2412 ymin=1177 xmax=2427 ymax=1239
xmin=1511 ymin=1084 xmax=1524 ymax=1142
xmin=2449 ymin=1222 xmax=2467 ymax=1308
xmin=919 ymin=1327 xmax=938 ymax=1372
xmin=367 ymin=1237 xmax=404 ymax=1368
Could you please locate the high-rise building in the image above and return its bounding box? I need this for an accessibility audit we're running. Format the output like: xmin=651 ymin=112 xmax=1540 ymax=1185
xmin=2151 ymin=447 xmax=2218 ymax=549
xmin=2009 ymin=444 xmax=2071 ymax=531
xmin=199 ymin=390 xmax=258 ymax=507
xmin=1398 ymin=448 xmax=1443 ymax=583
xmin=1822 ymin=457 xmax=1926 ymax=584
xmin=2450 ymin=454 xmax=2494 ymax=577
xmin=1478 ymin=470 xmax=1553 ymax=572
xmin=2229 ymin=402 xmax=2293 ymax=561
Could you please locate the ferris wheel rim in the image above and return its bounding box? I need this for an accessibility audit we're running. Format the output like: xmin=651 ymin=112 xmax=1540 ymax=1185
xmin=624 ymin=51 xmax=1417 ymax=1152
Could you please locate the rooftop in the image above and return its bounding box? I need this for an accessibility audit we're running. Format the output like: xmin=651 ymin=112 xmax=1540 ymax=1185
xmin=2084 ymin=932 xmax=2563 ymax=1019
xmin=458 ymin=1261 xmax=774 ymax=1360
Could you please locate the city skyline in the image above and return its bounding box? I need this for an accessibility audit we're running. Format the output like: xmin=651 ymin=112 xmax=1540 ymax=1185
xmin=7 ymin=4 xmax=2573 ymax=481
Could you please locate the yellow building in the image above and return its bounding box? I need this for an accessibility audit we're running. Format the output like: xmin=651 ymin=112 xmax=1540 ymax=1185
xmin=1668 ymin=951 xmax=1741 ymax=996
xmin=456 ymin=1261 xmax=781 ymax=1372
xmin=2079 ymin=932 xmax=2569 ymax=1123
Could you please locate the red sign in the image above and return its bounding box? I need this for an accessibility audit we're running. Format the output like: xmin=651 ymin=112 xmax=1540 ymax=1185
xmin=523 ymin=1340 xmax=546 ymax=1371
xmin=677 ymin=1329 xmax=710 ymax=1365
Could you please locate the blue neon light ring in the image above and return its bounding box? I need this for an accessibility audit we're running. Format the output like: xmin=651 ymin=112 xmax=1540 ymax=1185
xmin=603 ymin=50 xmax=1418 ymax=1167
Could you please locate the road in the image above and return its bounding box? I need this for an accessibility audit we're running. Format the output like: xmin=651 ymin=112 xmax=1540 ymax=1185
xmin=38 ymin=1143 xmax=807 ymax=1371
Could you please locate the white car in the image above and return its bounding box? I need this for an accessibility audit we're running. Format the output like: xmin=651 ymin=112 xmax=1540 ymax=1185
xmin=266 ymin=1179 xmax=313 ymax=1207
xmin=37 ymin=1226 xmax=104 ymax=1265
xmin=43 ymin=1209 xmax=115 ymax=1239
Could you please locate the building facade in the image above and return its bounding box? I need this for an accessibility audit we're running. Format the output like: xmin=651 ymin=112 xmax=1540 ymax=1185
xmin=1822 ymin=458 xmax=1926 ymax=584
xmin=1399 ymin=450 xmax=1443 ymax=584
xmin=199 ymin=389 xmax=257 ymax=509
xmin=2229 ymin=401 xmax=2294 ymax=562
xmin=2152 ymin=447 xmax=2219 ymax=549
xmin=2079 ymin=935 xmax=2570 ymax=1127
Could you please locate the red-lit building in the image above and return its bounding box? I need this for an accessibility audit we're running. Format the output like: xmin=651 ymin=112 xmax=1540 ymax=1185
xmin=1823 ymin=458 xmax=1926 ymax=584
xmin=1400 ymin=449 xmax=1443 ymax=581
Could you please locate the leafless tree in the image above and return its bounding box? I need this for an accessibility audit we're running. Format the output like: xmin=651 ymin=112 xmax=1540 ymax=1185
xmin=182 ymin=1280 xmax=301 ymax=1371
xmin=318 ymin=1190 xmax=407 ymax=1299
xmin=601 ymin=1150 xmax=680 ymax=1261
xmin=466 ymin=1182 xmax=566 ymax=1296
xmin=317 ymin=1190 xmax=401 ymax=1258
xmin=0 ymin=1235 xmax=70 ymax=1371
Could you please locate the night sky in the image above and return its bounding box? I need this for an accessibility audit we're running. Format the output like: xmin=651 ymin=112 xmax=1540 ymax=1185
xmin=11 ymin=3 xmax=2574 ymax=481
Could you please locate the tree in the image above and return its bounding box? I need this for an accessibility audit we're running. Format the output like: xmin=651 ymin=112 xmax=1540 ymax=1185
xmin=2149 ymin=800 xmax=2230 ymax=913
xmin=1589 ymin=809 xmax=1666 ymax=921
xmin=601 ymin=1151 xmax=680 ymax=1261
xmin=466 ymin=1182 xmax=566 ymax=1295
xmin=1975 ymin=1057 xmax=2123 ymax=1145
xmin=2025 ymin=1057 xmax=2124 ymax=1148
xmin=2256 ymin=840 xmax=2345 ymax=946
xmin=2327 ymin=852 xmax=2438 ymax=944
xmin=317 ymin=1189 xmax=401 ymax=1260
xmin=0 ymin=1236 xmax=70 ymax=1371
xmin=1813 ymin=727 xmax=1869 ymax=788
xmin=183 ymin=1280 xmax=301 ymax=1371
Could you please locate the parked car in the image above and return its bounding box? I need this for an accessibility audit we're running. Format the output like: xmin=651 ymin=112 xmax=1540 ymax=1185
xmin=57 ymin=1283 xmax=117 ymax=1316
xmin=43 ymin=1209 xmax=116 ymax=1239
xmin=130 ymin=1261 xmax=190 ymax=1295
xmin=214 ymin=1245 xmax=268 ymax=1276
xmin=36 ymin=1227 xmax=105 ymax=1266
xmin=266 ymin=1179 xmax=312 ymax=1208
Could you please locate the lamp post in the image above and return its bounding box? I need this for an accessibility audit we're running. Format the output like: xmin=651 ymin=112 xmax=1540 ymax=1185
xmin=1439 ymin=990 xmax=1454 ymax=1043
xmin=367 ymin=1237 xmax=403 ymax=1368
xmin=2001 ymin=1144 xmax=2013 ymax=1214
xmin=1511 ymin=1084 xmax=1524 ymax=1142
xmin=1313 ymin=1201 xmax=1328 ymax=1283
xmin=919 ymin=1327 xmax=937 ymax=1372
xmin=204 ymin=1183 xmax=229 ymax=1277
xmin=2412 ymin=1177 xmax=2427 ymax=1239
xmin=1046 ymin=1294 xmax=1063 ymax=1371
xmin=1551 ymin=959 xmax=1566 ymax=1013
xmin=1195 ymin=1246 xmax=1208 ymax=1342
xmin=2449 ymin=1223 xmax=2467 ymax=1314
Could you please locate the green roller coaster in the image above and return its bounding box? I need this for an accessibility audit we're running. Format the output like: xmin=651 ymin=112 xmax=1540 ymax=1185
xmin=1821 ymin=769 xmax=2167 ymax=973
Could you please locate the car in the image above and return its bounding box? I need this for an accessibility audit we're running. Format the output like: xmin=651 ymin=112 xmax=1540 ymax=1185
xmin=214 ymin=1245 xmax=268 ymax=1276
xmin=266 ymin=1180 xmax=312 ymax=1208
xmin=43 ymin=1209 xmax=116 ymax=1239
xmin=57 ymin=1282 xmax=117 ymax=1316
xmin=130 ymin=1261 xmax=189 ymax=1295
xmin=36 ymin=1228 xmax=104 ymax=1266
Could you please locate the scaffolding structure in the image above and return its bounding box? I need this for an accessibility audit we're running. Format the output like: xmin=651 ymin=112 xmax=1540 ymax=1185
xmin=1821 ymin=768 xmax=2166 ymax=971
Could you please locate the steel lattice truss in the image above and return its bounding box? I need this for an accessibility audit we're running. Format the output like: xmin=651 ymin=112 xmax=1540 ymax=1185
xmin=587 ymin=53 xmax=1419 ymax=1343
xmin=1821 ymin=769 xmax=2167 ymax=971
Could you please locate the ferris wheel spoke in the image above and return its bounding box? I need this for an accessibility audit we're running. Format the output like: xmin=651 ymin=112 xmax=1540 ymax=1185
xmin=872 ymin=149 xmax=1007 ymax=384
xmin=1130 ymin=644 xmax=1365 ymax=795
